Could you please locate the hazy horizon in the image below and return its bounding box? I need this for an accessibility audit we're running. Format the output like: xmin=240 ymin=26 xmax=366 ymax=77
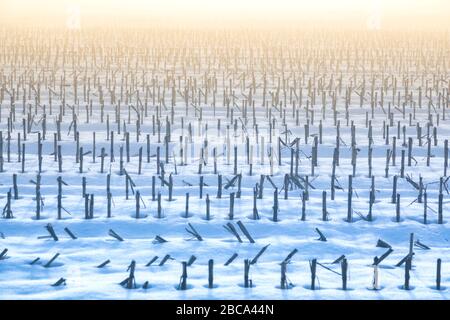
xmin=0 ymin=0 xmax=449 ymax=30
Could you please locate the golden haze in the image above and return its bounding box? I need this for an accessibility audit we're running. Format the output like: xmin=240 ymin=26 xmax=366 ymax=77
xmin=0 ymin=0 xmax=449 ymax=29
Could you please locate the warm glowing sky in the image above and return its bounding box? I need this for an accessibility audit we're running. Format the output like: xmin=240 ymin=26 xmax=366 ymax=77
xmin=1 ymin=0 xmax=449 ymax=28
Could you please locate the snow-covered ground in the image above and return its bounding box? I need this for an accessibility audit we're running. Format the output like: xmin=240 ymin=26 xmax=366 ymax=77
xmin=0 ymin=28 xmax=449 ymax=300
xmin=0 ymin=106 xmax=449 ymax=300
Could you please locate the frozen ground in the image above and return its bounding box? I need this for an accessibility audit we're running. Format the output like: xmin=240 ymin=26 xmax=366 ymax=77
xmin=0 ymin=105 xmax=449 ymax=300
xmin=0 ymin=28 xmax=449 ymax=300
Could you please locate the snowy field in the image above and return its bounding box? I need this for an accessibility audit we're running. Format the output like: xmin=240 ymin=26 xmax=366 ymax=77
xmin=0 ymin=28 xmax=449 ymax=300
